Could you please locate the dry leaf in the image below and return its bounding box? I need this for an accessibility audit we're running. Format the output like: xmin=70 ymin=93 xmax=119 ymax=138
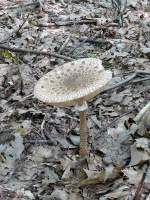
xmin=122 ymin=167 xmax=143 ymax=185
xmin=129 ymin=144 xmax=150 ymax=166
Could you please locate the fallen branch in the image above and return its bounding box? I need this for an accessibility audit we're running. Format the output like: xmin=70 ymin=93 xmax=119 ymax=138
xmin=16 ymin=14 xmax=30 ymax=35
xmin=133 ymin=162 xmax=150 ymax=200
xmin=55 ymin=19 xmax=97 ymax=26
xmin=0 ymin=45 xmax=74 ymax=61
xmin=79 ymin=38 xmax=110 ymax=45
xmin=95 ymin=107 xmax=137 ymax=139
xmin=79 ymin=37 xmax=138 ymax=45
xmin=34 ymin=23 xmax=56 ymax=28
xmin=58 ymin=35 xmax=70 ymax=54
xmin=134 ymin=101 xmax=150 ymax=122
xmin=132 ymin=77 xmax=150 ymax=83
xmin=102 ymin=70 xmax=150 ymax=93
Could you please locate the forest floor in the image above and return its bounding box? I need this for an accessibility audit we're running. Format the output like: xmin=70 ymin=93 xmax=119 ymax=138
xmin=0 ymin=0 xmax=150 ymax=199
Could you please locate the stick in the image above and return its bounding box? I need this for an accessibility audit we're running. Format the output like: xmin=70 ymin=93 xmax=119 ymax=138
xmin=70 ymin=30 xmax=102 ymax=54
xmin=134 ymin=102 xmax=150 ymax=122
xmin=79 ymin=38 xmax=110 ymax=44
xmin=102 ymin=70 xmax=150 ymax=93
xmin=0 ymin=45 xmax=74 ymax=61
xmin=133 ymin=162 xmax=150 ymax=200
xmin=59 ymin=0 xmax=67 ymax=6
xmin=0 ymin=14 xmax=30 ymax=44
xmin=79 ymin=37 xmax=138 ymax=45
xmin=132 ymin=77 xmax=150 ymax=83
xmin=16 ymin=14 xmax=30 ymax=35
xmin=95 ymin=108 xmax=137 ymax=139
xmin=55 ymin=19 xmax=97 ymax=26
xmin=58 ymin=35 xmax=70 ymax=54
xmin=102 ymin=73 xmax=137 ymax=93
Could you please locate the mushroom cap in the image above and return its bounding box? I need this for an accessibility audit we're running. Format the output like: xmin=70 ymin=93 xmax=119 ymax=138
xmin=34 ymin=58 xmax=112 ymax=106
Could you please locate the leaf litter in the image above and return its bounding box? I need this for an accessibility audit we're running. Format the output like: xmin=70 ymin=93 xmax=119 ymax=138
xmin=0 ymin=0 xmax=150 ymax=199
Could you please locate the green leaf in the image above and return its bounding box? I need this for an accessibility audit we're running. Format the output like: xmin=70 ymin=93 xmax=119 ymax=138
xmin=0 ymin=50 xmax=18 ymax=64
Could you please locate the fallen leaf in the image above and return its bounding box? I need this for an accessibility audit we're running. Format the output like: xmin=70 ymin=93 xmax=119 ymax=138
xmin=122 ymin=167 xmax=143 ymax=185
xmin=129 ymin=144 xmax=150 ymax=166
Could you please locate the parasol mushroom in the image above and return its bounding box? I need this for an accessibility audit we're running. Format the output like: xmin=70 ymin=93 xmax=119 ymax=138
xmin=34 ymin=58 xmax=112 ymax=157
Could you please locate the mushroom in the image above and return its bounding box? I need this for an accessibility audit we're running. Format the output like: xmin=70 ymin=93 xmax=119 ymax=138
xmin=34 ymin=58 xmax=112 ymax=157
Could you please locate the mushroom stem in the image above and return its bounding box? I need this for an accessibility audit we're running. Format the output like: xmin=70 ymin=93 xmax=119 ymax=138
xmin=79 ymin=110 xmax=89 ymax=156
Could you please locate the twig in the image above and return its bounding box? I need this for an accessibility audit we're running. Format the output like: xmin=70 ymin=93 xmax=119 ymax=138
xmin=79 ymin=38 xmax=110 ymax=44
xmin=25 ymin=139 xmax=53 ymax=144
xmin=70 ymin=30 xmax=102 ymax=54
xmin=59 ymin=0 xmax=67 ymax=7
xmin=70 ymin=37 xmax=89 ymax=54
xmin=0 ymin=14 xmax=30 ymax=44
xmin=132 ymin=77 xmax=150 ymax=83
xmin=16 ymin=13 xmax=30 ymax=35
xmin=95 ymin=107 xmax=137 ymax=139
xmin=55 ymin=19 xmax=97 ymax=26
xmin=136 ymin=70 xmax=150 ymax=75
xmin=102 ymin=70 xmax=150 ymax=93
xmin=133 ymin=162 xmax=150 ymax=200
xmin=41 ymin=114 xmax=47 ymax=138
xmin=58 ymin=35 xmax=70 ymax=54
xmin=20 ymin=94 xmax=33 ymax=101
xmin=34 ymin=23 xmax=56 ymax=28
xmin=0 ymin=45 xmax=74 ymax=61
xmin=70 ymin=22 xmax=118 ymax=54
xmin=111 ymin=0 xmax=127 ymax=27
xmin=134 ymin=101 xmax=150 ymax=122
xmin=93 ymin=22 xmax=118 ymax=30
xmin=102 ymin=73 xmax=137 ymax=93
xmin=79 ymin=37 xmax=138 ymax=46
